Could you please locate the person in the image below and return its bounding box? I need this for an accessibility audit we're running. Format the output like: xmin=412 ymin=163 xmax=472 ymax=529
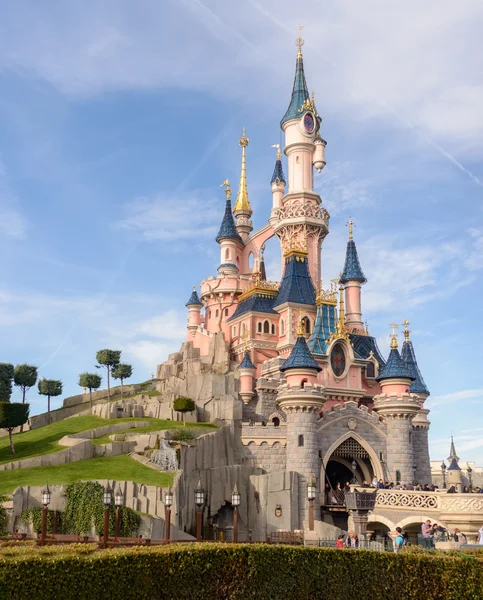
xmin=462 ymin=486 xmax=469 ymax=493
xmin=377 ymin=479 xmax=385 ymax=489
xmin=447 ymin=485 xmax=457 ymax=493
xmin=371 ymin=477 xmax=378 ymax=488
xmin=478 ymin=525 xmax=483 ymax=545
xmin=475 ymin=487 xmax=482 ymax=494
xmin=344 ymin=482 xmax=351 ymax=493
xmin=421 ymin=519 xmax=432 ymax=549
xmin=345 ymin=531 xmax=359 ymax=548
xmin=453 ymin=529 xmax=467 ymax=543
xmin=392 ymin=527 xmax=404 ymax=554
xmin=335 ymin=534 xmax=344 ymax=548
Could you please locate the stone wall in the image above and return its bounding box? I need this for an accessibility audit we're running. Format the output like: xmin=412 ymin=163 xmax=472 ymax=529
xmin=244 ymin=440 xmax=286 ymax=472
xmin=412 ymin=427 xmax=432 ymax=484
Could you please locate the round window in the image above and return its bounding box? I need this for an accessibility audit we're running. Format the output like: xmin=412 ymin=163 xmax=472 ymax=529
xmin=330 ymin=343 xmax=346 ymax=377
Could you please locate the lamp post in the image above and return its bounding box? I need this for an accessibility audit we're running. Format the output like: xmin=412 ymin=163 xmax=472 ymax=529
xmin=40 ymin=483 xmax=51 ymax=546
xmin=441 ymin=460 xmax=447 ymax=489
xmin=194 ymin=480 xmax=205 ymax=542
xmin=345 ymin=489 xmax=377 ymax=543
xmin=351 ymin=460 xmax=357 ymax=484
xmin=114 ymin=486 xmax=123 ymax=540
xmin=307 ymin=473 xmax=316 ymax=531
xmin=103 ymin=485 xmax=112 ymax=549
xmin=467 ymin=465 xmax=473 ymax=491
xmin=165 ymin=486 xmax=173 ymax=543
xmin=231 ymin=484 xmax=241 ymax=543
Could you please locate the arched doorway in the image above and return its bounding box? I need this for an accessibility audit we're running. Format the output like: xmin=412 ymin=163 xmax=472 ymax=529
xmin=325 ymin=437 xmax=375 ymax=488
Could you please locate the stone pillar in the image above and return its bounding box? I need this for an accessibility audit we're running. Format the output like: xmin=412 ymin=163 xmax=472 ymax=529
xmin=412 ymin=409 xmax=432 ymax=485
xmin=278 ymin=390 xmax=324 ymax=529
xmin=373 ymin=392 xmax=420 ymax=485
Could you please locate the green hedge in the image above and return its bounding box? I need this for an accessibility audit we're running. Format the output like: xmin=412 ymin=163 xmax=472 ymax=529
xmin=0 ymin=544 xmax=482 ymax=600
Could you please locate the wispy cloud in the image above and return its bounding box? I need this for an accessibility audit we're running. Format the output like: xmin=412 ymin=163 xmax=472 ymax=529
xmin=426 ymin=389 xmax=483 ymax=409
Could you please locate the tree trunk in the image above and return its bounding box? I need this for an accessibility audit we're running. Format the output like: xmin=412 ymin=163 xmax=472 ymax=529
xmin=48 ymin=394 xmax=51 ymax=424
xmin=20 ymin=387 xmax=26 ymax=432
xmin=120 ymin=379 xmax=124 ymax=398
xmin=89 ymin=388 xmax=93 ymax=411
xmin=107 ymin=367 xmax=111 ymax=399
xmin=183 ymin=413 xmax=186 ymax=427
xmin=8 ymin=430 xmax=15 ymax=455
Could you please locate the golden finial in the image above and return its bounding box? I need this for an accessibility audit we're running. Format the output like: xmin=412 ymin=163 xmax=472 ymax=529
xmin=365 ymin=321 xmax=369 ymax=335
xmin=346 ymin=217 xmax=354 ymax=241
xmin=296 ymin=25 xmax=304 ymax=58
xmin=221 ymin=179 xmax=232 ymax=201
xmin=297 ymin=317 xmax=305 ymax=336
xmin=389 ymin=323 xmax=399 ymax=349
xmin=282 ymin=236 xmax=308 ymax=257
xmin=271 ymin=143 xmax=281 ymax=161
xmin=233 ymin=129 xmax=251 ymax=213
xmin=260 ymin=243 xmax=265 ymax=260
xmin=336 ymin=279 xmax=346 ymax=335
xmin=402 ymin=319 xmax=410 ymax=341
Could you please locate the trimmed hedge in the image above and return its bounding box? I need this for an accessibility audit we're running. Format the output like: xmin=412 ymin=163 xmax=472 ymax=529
xmin=0 ymin=544 xmax=482 ymax=600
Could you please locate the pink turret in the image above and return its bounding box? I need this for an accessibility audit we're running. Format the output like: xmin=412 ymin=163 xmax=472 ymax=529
xmin=340 ymin=218 xmax=366 ymax=334
xmin=185 ymin=287 xmax=203 ymax=338
xmin=238 ymin=351 xmax=256 ymax=404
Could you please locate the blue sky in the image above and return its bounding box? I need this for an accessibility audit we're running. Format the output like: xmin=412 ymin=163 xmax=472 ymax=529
xmin=0 ymin=0 xmax=482 ymax=465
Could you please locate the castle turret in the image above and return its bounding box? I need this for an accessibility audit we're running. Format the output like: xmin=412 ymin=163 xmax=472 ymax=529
xmin=401 ymin=320 xmax=431 ymax=484
xmin=313 ymin=133 xmax=327 ymax=173
xmin=216 ymin=180 xmax=243 ymax=275
xmin=340 ymin=218 xmax=366 ymax=334
xmin=185 ymin=286 xmax=203 ymax=337
xmin=447 ymin=435 xmax=463 ymax=490
xmin=238 ymin=350 xmax=256 ymax=404
xmin=373 ymin=327 xmax=420 ymax=485
xmin=277 ymin=320 xmax=324 ymax=528
xmin=270 ymin=145 xmax=286 ymax=210
xmin=233 ymin=130 xmax=253 ymax=241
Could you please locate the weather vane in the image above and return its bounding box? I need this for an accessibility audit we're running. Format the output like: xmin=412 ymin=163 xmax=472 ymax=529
xmin=346 ymin=217 xmax=354 ymax=240
xmin=220 ymin=179 xmax=231 ymax=200
xmin=296 ymin=25 xmax=304 ymax=56
xmin=271 ymin=143 xmax=281 ymax=160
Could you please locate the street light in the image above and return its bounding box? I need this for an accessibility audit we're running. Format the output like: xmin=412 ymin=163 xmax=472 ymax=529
xmin=467 ymin=465 xmax=473 ymax=491
xmin=351 ymin=460 xmax=357 ymax=484
xmin=441 ymin=460 xmax=447 ymax=489
xmin=165 ymin=486 xmax=173 ymax=543
xmin=114 ymin=487 xmax=123 ymax=540
xmin=103 ymin=484 xmax=112 ymax=548
xmin=306 ymin=474 xmax=316 ymax=531
xmin=194 ymin=480 xmax=205 ymax=542
xmin=231 ymin=484 xmax=241 ymax=543
xmin=40 ymin=483 xmax=51 ymax=546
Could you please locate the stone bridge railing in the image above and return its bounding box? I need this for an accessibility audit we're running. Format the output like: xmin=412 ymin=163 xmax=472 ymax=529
xmin=375 ymin=490 xmax=483 ymax=514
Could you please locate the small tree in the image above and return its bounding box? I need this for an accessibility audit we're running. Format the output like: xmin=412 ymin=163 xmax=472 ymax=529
xmin=78 ymin=372 xmax=102 ymax=410
xmin=38 ymin=378 xmax=63 ymax=423
xmin=0 ymin=402 xmax=29 ymax=454
xmin=111 ymin=364 xmax=132 ymax=398
xmin=13 ymin=364 xmax=38 ymax=403
xmin=96 ymin=350 xmax=121 ymax=399
xmin=173 ymin=397 xmax=196 ymax=426
xmin=0 ymin=363 xmax=14 ymax=402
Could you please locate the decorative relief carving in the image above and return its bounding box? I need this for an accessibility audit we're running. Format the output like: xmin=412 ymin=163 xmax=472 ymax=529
xmin=347 ymin=418 xmax=357 ymax=430
xmin=440 ymin=497 xmax=483 ymax=513
xmin=375 ymin=491 xmax=439 ymax=509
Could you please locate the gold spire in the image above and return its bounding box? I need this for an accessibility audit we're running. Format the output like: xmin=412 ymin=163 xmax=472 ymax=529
xmin=233 ymin=129 xmax=251 ymax=213
xmin=402 ymin=319 xmax=410 ymax=341
xmin=221 ymin=179 xmax=231 ymax=200
xmin=272 ymin=143 xmax=282 ymax=161
xmin=389 ymin=322 xmax=399 ymax=349
xmin=346 ymin=217 xmax=354 ymax=241
xmin=336 ymin=277 xmax=346 ymax=336
xmin=296 ymin=25 xmax=304 ymax=58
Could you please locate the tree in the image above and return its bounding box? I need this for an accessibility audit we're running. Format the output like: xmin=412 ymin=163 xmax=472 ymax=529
xmin=38 ymin=378 xmax=63 ymax=423
xmin=78 ymin=372 xmax=102 ymax=410
xmin=14 ymin=364 xmax=38 ymax=403
xmin=96 ymin=350 xmax=121 ymax=399
xmin=0 ymin=402 xmax=29 ymax=455
xmin=111 ymin=364 xmax=132 ymax=398
xmin=0 ymin=363 xmax=14 ymax=402
xmin=173 ymin=397 xmax=196 ymax=426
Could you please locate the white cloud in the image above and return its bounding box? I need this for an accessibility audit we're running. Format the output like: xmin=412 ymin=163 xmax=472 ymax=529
xmin=316 ymin=162 xmax=377 ymax=215
xmin=426 ymin=389 xmax=483 ymax=409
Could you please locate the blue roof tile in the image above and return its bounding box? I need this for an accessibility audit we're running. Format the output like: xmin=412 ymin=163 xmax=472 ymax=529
xmin=270 ymin=159 xmax=286 ymax=185
xmin=185 ymin=288 xmax=202 ymax=307
xmin=238 ymin=351 xmax=256 ymax=370
xmin=307 ymin=303 xmax=337 ymax=355
xmin=216 ymin=197 xmax=243 ymax=244
xmin=280 ymin=335 xmax=322 ymax=372
xmin=376 ymin=348 xmax=414 ymax=382
xmin=349 ymin=334 xmax=386 ymax=367
xmin=273 ymin=255 xmax=316 ymax=308
xmin=281 ymin=54 xmax=321 ymax=129
xmin=227 ymin=294 xmax=277 ymax=321
xmin=447 ymin=458 xmax=461 ymax=471
xmin=340 ymin=240 xmax=367 ymax=285
xmin=401 ymin=340 xmax=430 ymax=395
xmin=218 ymin=263 xmax=238 ymax=270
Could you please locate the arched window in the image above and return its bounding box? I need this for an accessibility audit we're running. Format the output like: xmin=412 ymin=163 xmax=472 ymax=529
xmin=248 ymin=253 xmax=254 ymax=269
xmin=209 ymin=311 xmax=212 ymax=319
xmin=224 ymin=308 xmax=228 ymax=317
xmin=366 ymin=362 xmax=375 ymax=378
xmin=298 ymin=434 xmax=304 ymax=447
xmin=296 ymin=156 xmax=300 ymax=164
xmin=257 ymin=322 xmax=262 ymax=333
xmin=301 ymin=316 xmax=311 ymax=334
xmin=232 ymin=326 xmax=237 ymax=337
xmin=215 ymin=309 xmax=219 ymax=318
xmin=272 ymin=417 xmax=280 ymax=427
xmin=225 ymin=248 xmax=230 ymax=260
xmin=271 ymin=324 xmax=276 ymax=335
xmin=263 ymin=320 xmax=270 ymax=334
xmin=236 ymin=256 xmax=240 ymax=268
xmin=281 ymin=320 xmax=285 ymax=335
xmin=301 ymin=379 xmax=307 ymax=388
xmin=241 ymin=323 xmax=246 ymax=336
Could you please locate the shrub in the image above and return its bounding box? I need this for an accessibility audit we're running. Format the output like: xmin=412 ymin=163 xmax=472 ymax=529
xmin=0 ymin=496 xmax=8 ymax=537
xmin=170 ymin=429 xmax=194 ymax=442
xmin=0 ymin=544 xmax=482 ymax=600
xmin=20 ymin=507 xmax=63 ymax=534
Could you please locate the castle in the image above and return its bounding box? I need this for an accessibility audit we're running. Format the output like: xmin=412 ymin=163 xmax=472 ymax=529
xmin=159 ymin=34 xmax=432 ymax=535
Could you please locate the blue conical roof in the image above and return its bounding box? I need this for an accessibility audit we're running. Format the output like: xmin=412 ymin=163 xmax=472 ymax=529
xmin=401 ymin=340 xmax=430 ymax=395
xmin=307 ymin=303 xmax=337 ymax=355
xmin=273 ymin=254 xmax=316 ymax=307
xmin=238 ymin=351 xmax=256 ymax=370
xmin=280 ymin=335 xmax=322 ymax=372
xmin=270 ymin=159 xmax=286 ymax=185
xmin=281 ymin=53 xmax=320 ymax=128
xmin=376 ymin=348 xmax=414 ymax=382
xmin=340 ymin=240 xmax=367 ymax=285
xmin=216 ymin=197 xmax=243 ymax=244
xmin=185 ymin=288 xmax=202 ymax=307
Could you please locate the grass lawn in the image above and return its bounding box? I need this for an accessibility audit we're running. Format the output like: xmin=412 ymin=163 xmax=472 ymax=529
xmin=0 ymin=455 xmax=174 ymax=494
xmin=0 ymin=416 xmax=217 ymax=465
xmin=92 ymin=421 xmax=216 ymax=445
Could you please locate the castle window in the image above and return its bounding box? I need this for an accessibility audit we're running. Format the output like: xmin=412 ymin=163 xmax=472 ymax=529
xmin=209 ymin=311 xmax=212 ymax=319
xmin=366 ymin=362 xmax=375 ymax=378
xmin=224 ymin=308 xmax=228 ymax=317
xmin=263 ymin=320 xmax=270 ymax=334
xmin=396 ymin=470 xmax=401 ymax=484
xmin=301 ymin=379 xmax=307 ymax=388
xmin=271 ymin=324 xmax=276 ymax=335
xmin=281 ymin=320 xmax=285 ymax=335
xmin=248 ymin=252 xmax=254 ymax=269
xmin=298 ymin=435 xmax=304 ymax=447
xmin=272 ymin=417 xmax=280 ymax=427
xmin=296 ymin=156 xmax=299 ymax=164
xmin=301 ymin=316 xmax=311 ymax=334
xmin=215 ymin=309 xmax=219 ymax=318
xmin=225 ymin=248 xmax=230 ymax=260
xmin=232 ymin=326 xmax=237 ymax=337
xmin=257 ymin=322 xmax=262 ymax=333
xmin=241 ymin=323 xmax=246 ymax=336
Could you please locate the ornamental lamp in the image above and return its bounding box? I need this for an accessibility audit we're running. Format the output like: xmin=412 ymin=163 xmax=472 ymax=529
xmin=165 ymin=487 xmax=173 ymax=508
xmin=441 ymin=461 xmax=446 ymax=473
xmin=307 ymin=473 xmax=316 ymax=501
xmin=231 ymin=484 xmax=241 ymax=508
xmin=467 ymin=465 xmax=472 ymax=475
xmin=41 ymin=483 xmax=51 ymax=507
xmin=103 ymin=485 xmax=113 ymax=507
xmin=115 ymin=487 xmax=124 ymax=508
xmin=194 ymin=480 xmax=205 ymax=508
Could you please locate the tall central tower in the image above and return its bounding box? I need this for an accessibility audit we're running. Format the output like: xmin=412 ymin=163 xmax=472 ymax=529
xmin=270 ymin=32 xmax=329 ymax=286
